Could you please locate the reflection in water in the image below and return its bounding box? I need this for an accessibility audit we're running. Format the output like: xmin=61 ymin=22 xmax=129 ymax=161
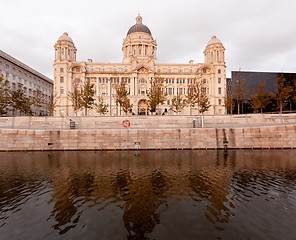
xmin=0 ymin=150 xmax=296 ymax=240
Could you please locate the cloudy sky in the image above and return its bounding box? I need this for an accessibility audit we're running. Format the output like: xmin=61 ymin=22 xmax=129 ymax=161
xmin=1 ymin=0 xmax=295 ymax=79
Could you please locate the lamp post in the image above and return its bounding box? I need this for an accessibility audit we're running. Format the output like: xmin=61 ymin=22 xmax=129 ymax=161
xmin=109 ymin=78 xmax=112 ymax=116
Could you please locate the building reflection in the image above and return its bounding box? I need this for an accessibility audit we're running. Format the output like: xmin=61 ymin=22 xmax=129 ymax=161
xmin=0 ymin=150 xmax=296 ymax=237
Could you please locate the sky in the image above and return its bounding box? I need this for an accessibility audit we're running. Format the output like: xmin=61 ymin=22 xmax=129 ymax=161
xmin=1 ymin=0 xmax=296 ymax=79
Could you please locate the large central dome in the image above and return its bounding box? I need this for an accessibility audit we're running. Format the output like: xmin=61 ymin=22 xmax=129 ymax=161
xmin=127 ymin=14 xmax=152 ymax=36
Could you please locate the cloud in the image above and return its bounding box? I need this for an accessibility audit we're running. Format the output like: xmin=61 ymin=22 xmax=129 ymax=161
xmin=1 ymin=0 xmax=296 ymax=79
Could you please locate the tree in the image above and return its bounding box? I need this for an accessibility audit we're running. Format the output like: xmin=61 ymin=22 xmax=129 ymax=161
xmin=276 ymin=74 xmax=293 ymax=113
xmin=32 ymin=89 xmax=45 ymax=115
xmin=250 ymin=81 xmax=271 ymax=113
xmin=170 ymin=93 xmax=186 ymax=114
xmin=234 ymin=77 xmax=249 ymax=114
xmin=147 ymin=78 xmax=167 ymax=113
xmin=186 ymin=81 xmax=210 ymax=115
xmin=95 ymin=96 xmax=109 ymax=115
xmin=80 ymin=80 xmax=95 ymax=116
xmin=186 ymin=84 xmax=198 ymax=115
xmin=115 ymin=81 xmax=131 ymax=115
xmin=46 ymin=92 xmax=59 ymax=116
xmin=68 ymin=84 xmax=82 ymax=116
xmin=0 ymin=75 xmax=11 ymax=115
xmin=224 ymin=89 xmax=235 ymax=115
xmin=10 ymin=88 xmax=32 ymax=115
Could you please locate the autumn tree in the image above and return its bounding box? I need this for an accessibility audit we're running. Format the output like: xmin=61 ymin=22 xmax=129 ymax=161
xmin=68 ymin=84 xmax=82 ymax=116
xmin=46 ymin=92 xmax=59 ymax=116
xmin=0 ymin=75 xmax=11 ymax=115
xmin=115 ymin=81 xmax=131 ymax=115
xmin=276 ymin=74 xmax=293 ymax=113
xmin=10 ymin=88 xmax=32 ymax=115
xmin=224 ymin=89 xmax=235 ymax=115
xmin=95 ymin=96 xmax=109 ymax=115
xmin=186 ymin=81 xmax=210 ymax=115
xmin=32 ymin=89 xmax=45 ymax=115
xmin=250 ymin=81 xmax=271 ymax=113
xmin=186 ymin=84 xmax=198 ymax=115
xmin=170 ymin=93 xmax=186 ymax=114
xmin=147 ymin=79 xmax=167 ymax=113
xmin=80 ymin=80 xmax=95 ymax=116
xmin=234 ymin=77 xmax=249 ymax=114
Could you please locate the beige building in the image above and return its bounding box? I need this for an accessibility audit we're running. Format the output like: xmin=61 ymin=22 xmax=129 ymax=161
xmin=53 ymin=14 xmax=226 ymax=116
xmin=0 ymin=50 xmax=53 ymax=116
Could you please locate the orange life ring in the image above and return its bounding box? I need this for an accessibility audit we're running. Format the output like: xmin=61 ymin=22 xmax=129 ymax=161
xmin=122 ymin=119 xmax=130 ymax=128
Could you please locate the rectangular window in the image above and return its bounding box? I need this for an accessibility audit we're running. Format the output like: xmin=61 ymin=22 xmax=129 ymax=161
xmin=60 ymin=77 xmax=64 ymax=83
xmin=218 ymin=69 xmax=221 ymax=74
xmin=60 ymin=68 xmax=64 ymax=72
xmin=218 ymin=87 xmax=221 ymax=94
xmin=60 ymin=87 xmax=64 ymax=94
xmin=219 ymin=99 xmax=222 ymax=105
xmin=76 ymin=68 xmax=80 ymax=72
xmin=218 ymin=78 xmax=221 ymax=84
xmin=167 ymin=100 xmax=170 ymax=105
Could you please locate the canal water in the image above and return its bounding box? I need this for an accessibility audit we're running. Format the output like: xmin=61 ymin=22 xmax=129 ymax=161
xmin=0 ymin=150 xmax=296 ymax=240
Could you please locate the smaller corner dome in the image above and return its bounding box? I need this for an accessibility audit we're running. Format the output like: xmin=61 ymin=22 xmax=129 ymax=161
xmin=207 ymin=36 xmax=222 ymax=46
xmin=58 ymin=32 xmax=73 ymax=43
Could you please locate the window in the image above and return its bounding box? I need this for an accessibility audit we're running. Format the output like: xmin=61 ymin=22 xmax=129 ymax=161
xmin=113 ymin=67 xmax=117 ymax=72
xmin=157 ymin=68 xmax=161 ymax=73
xmin=167 ymin=100 xmax=170 ymax=105
xmin=168 ymin=68 xmax=172 ymax=73
xmin=179 ymin=68 xmax=183 ymax=73
xmin=60 ymin=77 xmax=64 ymax=83
xmin=203 ymin=79 xmax=207 ymax=84
xmin=5 ymin=72 xmax=9 ymax=78
xmin=178 ymin=88 xmax=183 ymax=95
xmin=60 ymin=68 xmax=64 ymax=73
xmin=76 ymin=68 xmax=80 ymax=73
xmin=218 ymin=78 xmax=221 ymax=84
xmin=13 ymin=75 xmax=15 ymax=80
xmin=218 ymin=69 xmax=221 ymax=74
xmin=101 ymin=67 xmax=105 ymax=72
xmin=167 ymin=88 xmax=173 ymax=95
xmin=203 ymin=69 xmax=206 ymax=73
xmin=218 ymin=87 xmax=221 ymax=94
xmin=124 ymin=67 xmax=128 ymax=72
xmin=219 ymin=99 xmax=222 ymax=105
xmin=60 ymin=87 xmax=64 ymax=94
xmin=139 ymin=49 xmax=141 ymax=55
xmin=189 ymin=68 xmax=193 ymax=73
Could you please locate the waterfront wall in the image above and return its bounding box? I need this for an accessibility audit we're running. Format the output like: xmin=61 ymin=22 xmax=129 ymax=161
xmin=0 ymin=124 xmax=295 ymax=151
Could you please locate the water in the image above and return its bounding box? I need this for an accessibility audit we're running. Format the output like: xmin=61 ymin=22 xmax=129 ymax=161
xmin=0 ymin=150 xmax=296 ymax=240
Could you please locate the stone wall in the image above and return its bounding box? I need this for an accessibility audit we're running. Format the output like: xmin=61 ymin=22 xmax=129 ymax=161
xmin=0 ymin=124 xmax=295 ymax=151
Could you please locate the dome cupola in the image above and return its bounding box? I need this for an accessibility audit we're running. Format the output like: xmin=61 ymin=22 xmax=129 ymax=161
xmin=127 ymin=14 xmax=152 ymax=36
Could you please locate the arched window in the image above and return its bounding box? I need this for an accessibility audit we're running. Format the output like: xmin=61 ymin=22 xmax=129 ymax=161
xmin=203 ymin=69 xmax=206 ymax=73
xmin=168 ymin=68 xmax=172 ymax=73
xmin=113 ymin=67 xmax=117 ymax=72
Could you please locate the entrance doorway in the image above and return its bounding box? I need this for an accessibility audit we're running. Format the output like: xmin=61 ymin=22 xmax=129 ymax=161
xmin=138 ymin=99 xmax=148 ymax=115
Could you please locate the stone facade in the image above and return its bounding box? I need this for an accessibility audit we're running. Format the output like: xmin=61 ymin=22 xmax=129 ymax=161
xmin=1 ymin=124 xmax=295 ymax=151
xmin=0 ymin=50 xmax=53 ymax=116
xmin=53 ymin=14 xmax=226 ymax=116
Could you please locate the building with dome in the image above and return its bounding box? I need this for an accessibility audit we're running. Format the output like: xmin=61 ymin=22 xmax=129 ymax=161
xmin=53 ymin=14 xmax=226 ymax=116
